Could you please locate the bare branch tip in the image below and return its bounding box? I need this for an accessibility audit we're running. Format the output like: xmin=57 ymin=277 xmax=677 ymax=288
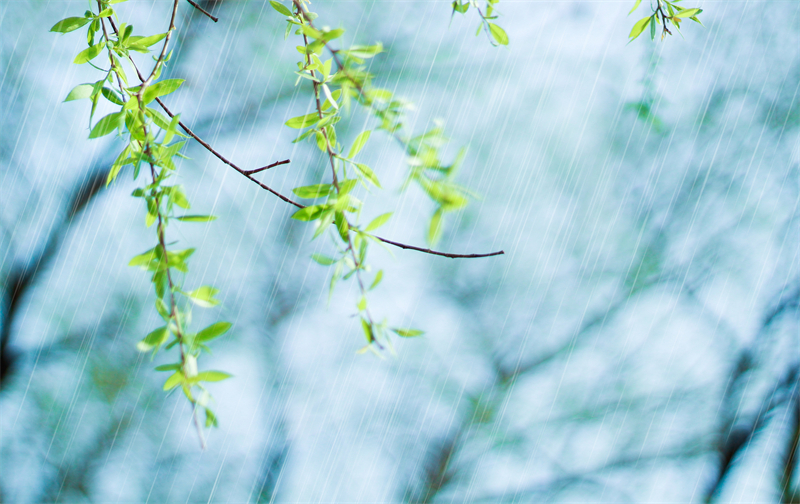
xmin=186 ymin=0 xmax=219 ymax=22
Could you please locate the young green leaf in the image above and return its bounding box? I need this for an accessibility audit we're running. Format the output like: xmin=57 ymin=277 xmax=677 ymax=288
xmin=64 ymin=83 xmax=95 ymax=102
xmin=73 ymin=42 xmax=105 ymax=64
xmin=176 ymin=215 xmax=217 ymax=222
xmin=674 ymin=8 xmax=702 ymax=18
xmin=365 ymin=212 xmax=392 ymax=232
xmin=628 ymin=0 xmax=642 ymax=15
xmin=354 ymin=163 xmax=381 ymax=188
xmin=136 ymin=326 xmax=169 ymax=351
xmin=127 ymin=32 xmax=167 ymax=49
xmin=50 ymin=17 xmax=91 ymax=33
xmin=488 ymin=23 xmax=509 ymax=46
xmin=292 ymin=184 xmax=332 ymax=199
xmin=291 ymin=205 xmax=326 ymax=222
xmin=369 ymin=270 xmax=383 ymax=290
xmin=348 ymin=130 xmax=371 ymax=158
xmin=270 ymin=0 xmax=293 ymax=16
xmin=392 ymin=328 xmax=424 ymax=338
xmin=195 ymin=322 xmax=232 ymax=343
xmin=285 ymin=113 xmax=320 ymax=129
xmin=163 ymin=371 xmax=184 ymax=391
xmin=205 ymin=407 xmax=218 ymax=428
xmin=311 ymin=253 xmax=336 ymax=265
xmin=154 ymin=363 xmax=181 ymax=372
xmin=187 ymin=286 xmax=221 ymax=308
xmin=89 ymin=111 xmax=124 ymax=139
xmin=629 ymin=15 xmax=652 ymax=41
xmin=194 ymin=371 xmax=232 ymax=382
xmin=142 ymin=79 xmax=185 ymax=104
xmin=427 ymin=208 xmax=444 ymax=246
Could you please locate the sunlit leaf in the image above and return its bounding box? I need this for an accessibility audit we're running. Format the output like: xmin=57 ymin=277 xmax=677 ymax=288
xmin=628 ymin=0 xmax=642 ymax=15
xmin=64 ymin=83 xmax=94 ymax=102
xmin=50 ymin=17 xmax=91 ymax=33
xmin=348 ymin=130 xmax=371 ymax=158
xmin=194 ymin=371 xmax=232 ymax=382
xmin=73 ymin=42 xmax=105 ymax=64
xmin=293 ymin=184 xmax=332 ymax=199
xmin=285 ymin=113 xmax=320 ymax=129
xmin=270 ymin=0 xmax=293 ymax=16
xmin=176 ymin=215 xmax=217 ymax=222
xmin=163 ymin=371 xmax=184 ymax=390
xmin=89 ymin=111 xmax=124 ymax=139
xmin=628 ymin=15 xmax=652 ymax=40
xmin=195 ymin=322 xmax=232 ymax=343
xmin=364 ymin=212 xmax=392 ymax=232
xmin=187 ymin=286 xmax=220 ymax=308
xmin=488 ymin=23 xmax=508 ymax=45
xmin=311 ymin=253 xmax=336 ymax=265
xmin=392 ymin=328 xmax=424 ymax=338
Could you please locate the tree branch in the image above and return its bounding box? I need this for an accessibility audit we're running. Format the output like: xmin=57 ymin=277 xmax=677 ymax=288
xmin=186 ymin=0 xmax=218 ymax=22
xmin=107 ymin=18 xmax=503 ymax=260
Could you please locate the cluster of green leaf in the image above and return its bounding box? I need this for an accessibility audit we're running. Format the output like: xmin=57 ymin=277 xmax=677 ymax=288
xmin=275 ymin=0 xmax=441 ymax=354
xmin=628 ymin=0 xmax=703 ymax=42
xmin=51 ymin=0 xmax=230 ymax=443
xmin=451 ymin=0 xmax=509 ymax=46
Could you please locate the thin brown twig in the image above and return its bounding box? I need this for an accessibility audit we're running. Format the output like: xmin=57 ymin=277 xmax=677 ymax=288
xmin=186 ymin=0 xmax=219 ymax=22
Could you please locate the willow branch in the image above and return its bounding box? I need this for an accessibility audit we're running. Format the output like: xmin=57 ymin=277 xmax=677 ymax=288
xmin=186 ymin=0 xmax=218 ymax=22
xmin=108 ymin=15 xmax=502 ymax=260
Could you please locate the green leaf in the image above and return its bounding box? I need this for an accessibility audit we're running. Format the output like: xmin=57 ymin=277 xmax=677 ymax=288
xmin=101 ymin=87 xmax=124 ymax=105
xmin=194 ymin=371 xmax=232 ymax=382
xmin=106 ymin=146 xmax=131 ymax=186
xmin=369 ymin=270 xmax=383 ymax=290
xmin=127 ymin=32 xmax=167 ymax=48
xmin=163 ymin=371 xmax=184 ymax=390
xmin=176 ymin=215 xmax=217 ymax=222
xmin=64 ymin=83 xmax=94 ymax=102
xmin=292 ymin=184 xmax=332 ymax=199
xmin=154 ymin=363 xmax=181 ymax=372
xmin=311 ymin=254 xmax=336 ymax=265
xmin=628 ymin=15 xmax=652 ymax=40
xmin=96 ymin=8 xmax=114 ymax=17
xmin=270 ymin=0 xmax=293 ymax=17
xmin=136 ymin=326 xmax=169 ymax=351
xmin=50 ymin=16 xmax=91 ymax=33
xmin=170 ymin=186 xmax=191 ymax=209
xmin=628 ymin=0 xmax=642 ymax=15
xmin=674 ymin=8 xmax=702 ymax=18
xmin=361 ymin=318 xmax=374 ymax=343
xmin=195 ymin=322 xmax=232 ymax=343
xmin=427 ymin=208 xmax=444 ymax=245
xmin=364 ymin=212 xmax=392 ymax=232
xmin=73 ymin=42 xmax=105 ymax=64
xmin=128 ymin=246 xmax=158 ymax=267
xmin=488 ymin=23 xmax=509 ymax=45
xmin=142 ymin=78 xmax=184 ymax=104
xmin=205 ymin=407 xmax=218 ymax=428
xmin=348 ymin=130 xmax=371 ymax=158
xmin=344 ymin=44 xmax=383 ymax=59
xmin=354 ymin=163 xmax=381 ymax=188
xmin=285 ymin=113 xmax=320 ymax=129
xmin=89 ymin=111 xmax=124 ymax=139
xmin=392 ymin=328 xmax=424 ymax=338
xmin=187 ymin=286 xmax=220 ymax=308
xmin=291 ymin=205 xmax=326 ymax=222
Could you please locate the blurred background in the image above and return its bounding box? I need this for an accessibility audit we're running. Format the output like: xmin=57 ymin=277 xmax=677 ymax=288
xmin=1 ymin=0 xmax=799 ymax=502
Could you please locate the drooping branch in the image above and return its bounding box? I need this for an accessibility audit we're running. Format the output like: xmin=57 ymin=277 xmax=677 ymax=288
xmin=107 ymin=10 xmax=503 ymax=260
